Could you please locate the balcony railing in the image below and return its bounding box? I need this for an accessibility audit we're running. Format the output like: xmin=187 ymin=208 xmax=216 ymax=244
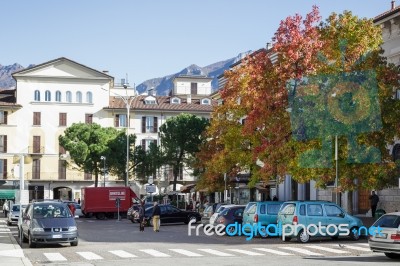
xmin=28 ymin=146 xmax=45 ymax=154
xmin=24 ymin=171 xmax=104 ymax=181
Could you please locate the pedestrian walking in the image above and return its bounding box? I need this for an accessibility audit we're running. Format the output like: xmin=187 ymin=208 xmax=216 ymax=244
xmin=138 ymin=201 xmax=145 ymax=232
xmin=369 ymin=191 xmax=380 ymax=218
xmin=152 ymin=202 xmax=161 ymax=232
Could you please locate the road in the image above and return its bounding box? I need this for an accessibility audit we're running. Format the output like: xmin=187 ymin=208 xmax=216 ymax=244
xmin=3 ymin=217 xmax=396 ymax=265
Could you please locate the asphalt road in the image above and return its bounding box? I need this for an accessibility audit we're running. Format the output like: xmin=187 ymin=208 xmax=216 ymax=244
xmin=4 ymin=217 xmax=397 ymax=265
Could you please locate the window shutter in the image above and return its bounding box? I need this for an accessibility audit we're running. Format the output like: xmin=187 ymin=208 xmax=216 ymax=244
xmin=4 ymin=135 xmax=7 ymax=153
xmin=115 ymin=115 xmax=119 ymax=127
xmin=153 ymin=117 xmax=158 ymax=133
xmin=141 ymin=139 xmax=146 ymax=150
xmin=4 ymin=111 xmax=7 ymax=125
xmin=3 ymin=159 xmax=7 ymax=178
xmin=142 ymin=117 xmax=146 ymax=133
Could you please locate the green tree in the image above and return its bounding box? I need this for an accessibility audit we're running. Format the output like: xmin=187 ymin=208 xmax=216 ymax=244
xmin=134 ymin=142 xmax=165 ymax=184
xmin=159 ymin=113 xmax=209 ymax=191
xmin=59 ymin=123 xmax=120 ymax=187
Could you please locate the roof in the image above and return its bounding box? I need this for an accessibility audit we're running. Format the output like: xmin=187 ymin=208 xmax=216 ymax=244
xmin=173 ymin=75 xmax=212 ymax=81
xmin=12 ymin=57 xmax=114 ymax=80
xmin=0 ymin=89 xmax=21 ymax=107
xmin=374 ymin=5 xmax=400 ymax=23
xmin=106 ymin=95 xmax=216 ymax=112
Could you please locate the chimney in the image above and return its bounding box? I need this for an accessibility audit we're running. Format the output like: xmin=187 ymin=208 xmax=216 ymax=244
xmin=187 ymin=94 xmax=192 ymax=104
xmin=392 ymin=0 xmax=396 ymax=9
xmin=266 ymin=42 xmax=271 ymax=50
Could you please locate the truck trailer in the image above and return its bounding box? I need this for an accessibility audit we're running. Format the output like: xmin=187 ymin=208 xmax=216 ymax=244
xmin=81 ymin=187 xmax=139 ymax=220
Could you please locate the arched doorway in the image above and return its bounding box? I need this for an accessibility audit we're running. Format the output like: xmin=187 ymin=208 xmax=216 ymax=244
xmin=53 ymin=187 xmax=72 ymax=201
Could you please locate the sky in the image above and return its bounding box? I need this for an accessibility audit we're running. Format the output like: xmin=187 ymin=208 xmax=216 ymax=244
xmin=0 ymin=0 xmax=391 ymax=84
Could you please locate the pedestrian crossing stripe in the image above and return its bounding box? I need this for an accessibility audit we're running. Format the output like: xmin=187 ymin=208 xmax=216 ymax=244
xmin=279 ymin=247 xmax=323 ymax=256
xmin=253 ymin=248 xmax=293 ymax=256
xmin=198 ymin=249 xmax=234 ymax=257
xmin=109 ymin=250 xmax=137 ymax=258
xmin=169 ymin=249 xmax=203 ymax=257
xmin=332 ymin=245 xmax=371 ymax=252
xmin=305 ymin=245 xmax=350 ymax=254
xmin=140 ymin=249 xmax=170 ymax=257
xmin=226 ymin=249 xmax=264 ymax=256
xmin=76 ymin=251 xmax=103 ymax=260
xmin=44 ymin=253 xmax=67 ymax=261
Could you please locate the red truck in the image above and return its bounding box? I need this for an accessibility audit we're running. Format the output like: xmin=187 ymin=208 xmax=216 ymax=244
xmin=81 ymin=187 xmax=139 ymax=220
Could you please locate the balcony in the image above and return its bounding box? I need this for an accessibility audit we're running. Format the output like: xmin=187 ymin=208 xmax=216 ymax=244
xmin=25 ymin=171 xmax=95 ymax=181
xmin=28 ymin=146 xmax=45 ymax=155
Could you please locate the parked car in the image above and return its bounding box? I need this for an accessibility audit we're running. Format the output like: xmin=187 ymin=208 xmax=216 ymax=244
xmin=368 ymin=212 xmax=400 ymax=259
xmin=62 ymin=201 xmax=83 ymax=218
xmin=242 ymin=201 xmax=283 ymax=237
xmin=209 ymin=204 xmax=235 ymax=227
xmin=7 ymin=204 xmax=27 ymax=226
xmin=201 ymin=203 xmax=226 ymax=225
xmin=143 ymin=204 xmax=201 ymax=226
xmin=127 ymin=203 xmax=153 ymax=223
xmin=19 ymin=201 xmax=78 ymax=248
xmin=277 ymin=200 xmax=363 ymax=243
xmin=213 ymin=205 xmax=246 ymax=233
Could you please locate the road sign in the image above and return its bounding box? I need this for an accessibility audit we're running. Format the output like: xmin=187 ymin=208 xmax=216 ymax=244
xmin=148 ymin=176 xmax=153 ymax=185
xmin=146 ymin=185 xmax=156 ymax=193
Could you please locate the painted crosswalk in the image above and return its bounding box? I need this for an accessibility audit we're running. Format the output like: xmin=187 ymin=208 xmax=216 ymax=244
xmin=21 ymin=243 xmax=374 ymax=263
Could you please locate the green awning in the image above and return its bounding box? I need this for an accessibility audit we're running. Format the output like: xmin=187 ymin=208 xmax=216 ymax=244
xmin=0 ymin=189 xmax=16 ymax=199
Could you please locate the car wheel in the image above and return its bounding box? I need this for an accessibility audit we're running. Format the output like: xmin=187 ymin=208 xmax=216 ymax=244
xmin=331 ymin=236 xmax=339 ymax=240
xmin=259 ymin=227 xmax=268 ymax=238
xmin=186 ymin=215 xmax=197 ymax=224
xmin=349 ymin=227 xmax=360 ymax=241
xmin=71 ymin=241 xmax=78 ymax=247
xmin=148 ymin=218 xmax=153 ymax=227
xmin=384 ymin=253 xmax=400 ymax=259
xmin=282 ymin=237 xmax=292 ymax=242
xmin=297 ymin=229 xmax=310 ymax=243
xmin=28 ymin=233 xmax=36 ymax=248
xmin=96 ymin=212 xmax=106 ymax=220
xmin=130 ymin=218 xmax=135 ymax=223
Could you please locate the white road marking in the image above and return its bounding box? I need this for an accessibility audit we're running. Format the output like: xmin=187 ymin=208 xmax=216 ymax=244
xmin=198 ymin=249 xmax=234 ymax=257
xmin=44 ymin=253 xmax=67 ymax=261
xmin=305 ymin=245 xmax=350 ymax=254
xmin=279 ymin=247 xmax=323 ymax=256
xmin=357 ymin=243 xmax=370 ymax=246
xmin=76 ymin=251 xmax=103 ymax=260
xmin=109 ymin=250 xmax=137 ymax=258
xmin=253 ymin=248 xmax=293 ymax=256
xmin=140 ymin=249 xmax=170 ymax=257
xmin=335 ymin=245 xmax=371 ymax=252
xmin=226 ymin=249 xmax=264 ymax=256
xmin=169 ymin=249 xmax=203 ymax=257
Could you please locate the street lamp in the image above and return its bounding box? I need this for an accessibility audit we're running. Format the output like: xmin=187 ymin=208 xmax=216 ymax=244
xmin=100 ymin=156 xmax=106 ymax=187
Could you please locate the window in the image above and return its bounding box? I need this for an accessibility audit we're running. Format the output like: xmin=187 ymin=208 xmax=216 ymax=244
xmin=244 ymin=203 xmax=256 ymax=214
xmin=267 ymin=204 xmax=281 ymax=215
xmin=59 ymin=113 xmax=67 ymax=126
xmin=260 ymin=204 xmax=266 ymax=214
xmin=34 ymin=90 xmax=40 ymax=101
xmin=324 ymin=205 xmax=343 ymax=217
xmin=86 ymin=92 xmax=93 ymax=103
xmin=299 ymin=204 xmax=306 ymax=216
xmin=84 ymin=172 xmax=92 ymax=180
xmin=374 ymin=215 xmax=400 ymax=228
xmin=45 ymin=90 xmax=51 ymax=101
xmin=76 ymin=91 xmax=82 ymax=103
xmin=141 ymin=139 xmax=157 ymax=151
xmin=33 ymin=112 xmax=41 ymax=126
xmin=0 ymin=111 xmax=8 ymax=124
xmin=307 ymin=204 xmax=323 ymax=216
xmin=0 ymin=135 xmax=7 ymax=153
xmin=33 ymin=136 xmax=41 ymax=153
xmin=115 ymin=114 xmax=127 ymax=127
xmin=191 ymin=83 xmax=197 ymax=94
xmin=66 ymin=91 xmax=72 ymax=103
xmin=0 ymin=159 xmax=7 ymax=179
xmin=85 ymin=114 xmax=93 ymax=124
xmin=55 ymin=91 xmax=62 ymax=102
xmin=58 ymin=160 xmax=66 ymax=180
xmin=141 ymin=116 xmax=158 ymax=133
xmin=32 ymin=159 xmax=40 ymax=179
xmin=171 ymin=97 xmax=181 ymax=104
xmin=201 ymin=98 xmax=210 ymax=105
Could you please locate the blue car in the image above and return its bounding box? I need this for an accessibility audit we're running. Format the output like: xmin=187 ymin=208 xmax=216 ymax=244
xmin=277 ymin=201 xmax=363 ymax=243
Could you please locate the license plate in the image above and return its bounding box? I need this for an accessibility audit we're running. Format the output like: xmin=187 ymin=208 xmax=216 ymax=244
xmin=52 ymin=234 xmax=62 ymax=239
xmin=375 ymin=233 xmax=387 ymax=239
xmin=204 ymin=214 xmax=208 ymax=217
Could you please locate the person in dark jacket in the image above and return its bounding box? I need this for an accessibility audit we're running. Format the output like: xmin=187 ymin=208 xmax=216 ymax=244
xmin=369 ymin=191 xmax=380 ymax=218
xmin=152 ymin=202 xmax=161 ymax=232
xmin=138 ymin=201 xmax=145 ymax=232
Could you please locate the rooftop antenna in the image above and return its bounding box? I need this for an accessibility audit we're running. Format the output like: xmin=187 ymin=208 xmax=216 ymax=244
xmin=125 ymin=73 xmax=129 ymax=87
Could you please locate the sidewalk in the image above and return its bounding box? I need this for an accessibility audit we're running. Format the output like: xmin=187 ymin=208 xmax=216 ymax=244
xmin=356 ymin=215 xmax=375 ymax=227
xmin=0 ymin=218 xmax=32 ymax=266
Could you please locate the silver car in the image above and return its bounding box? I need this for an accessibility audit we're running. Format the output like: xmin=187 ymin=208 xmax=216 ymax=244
xmin=368 ymin=212 xmax=400 ymax=259
xmin=7 ymin=204 xmax=26 ymax=226
xmin=19 ymin=201 xmax=78 ymax=248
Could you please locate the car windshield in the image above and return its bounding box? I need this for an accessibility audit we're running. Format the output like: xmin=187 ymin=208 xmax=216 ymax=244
xmin=12 ymin=205 xmax=21 ymax=212
xmin=244 ymin=203 xmax=256 ymax=214
xmin=33 ymin=204 xmax=72 ymax=218
xmin=373 ymin=215 xmax=400 ymax=228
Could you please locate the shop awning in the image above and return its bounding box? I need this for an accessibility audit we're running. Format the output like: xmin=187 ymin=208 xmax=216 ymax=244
xmin=180 ymin=184 xmax=196 ymax=193
xmin=0 ymin=189 xmax=16 ymax=200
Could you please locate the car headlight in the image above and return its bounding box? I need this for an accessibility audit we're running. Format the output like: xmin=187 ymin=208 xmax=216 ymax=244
xmin=68 ymin=226 xmax=77 ymax=231
xmin=32 ymin=227 xmax=44 ymax=232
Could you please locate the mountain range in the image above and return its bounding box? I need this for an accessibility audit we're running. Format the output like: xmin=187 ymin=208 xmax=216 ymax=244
xmin=0 ymin=51 xmax=251 ymax=94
